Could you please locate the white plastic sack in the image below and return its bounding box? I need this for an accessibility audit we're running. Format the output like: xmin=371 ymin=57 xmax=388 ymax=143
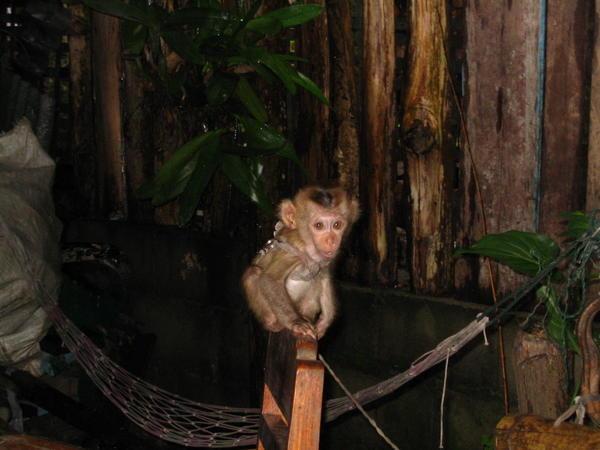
xmin=0 ymin=119 xmax=62 ymax=376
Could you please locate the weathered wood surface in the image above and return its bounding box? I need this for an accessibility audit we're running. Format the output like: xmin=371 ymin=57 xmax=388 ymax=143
xmin=258 ymin=331 xmax=324 ymax=450
xmin=362 ymin=0 xmax=396 ymax=285
xmin=459 ymin=2 xmax=541 ymax=296
xmin=577 ymin=298 xmax=600 ymax=423
xmin=327 ymin=0 xmax=360 ymax=194
xmin=403 ymin=0 xmax=452 ymax=293
xmin=69 ymin=4 xmax=95 ymax=217
xmin=299 ymin=0 xmax=331 ymax=183
xmin=588 ymin=0 xmax=600 ymax=212
xmin=513 ymin=330 xmax=568 ymax=419
xmin=91 ymin=12 xmax=127 ymax=219
xmin=0 ymin=435 xmax=82 ymax=450
xmin=538 ymin=0 xmax=592 ymax=241
xmin=495 ymin=415 xmax=600 ymax=450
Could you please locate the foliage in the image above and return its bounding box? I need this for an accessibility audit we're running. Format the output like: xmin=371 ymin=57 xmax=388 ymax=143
xmin=457 ymin=212 xmax=600 ymax=353
xmin=81 ymin=0 xmax=327 ymax=225
xmin=480 ymin=434 xmax=495 ymax=450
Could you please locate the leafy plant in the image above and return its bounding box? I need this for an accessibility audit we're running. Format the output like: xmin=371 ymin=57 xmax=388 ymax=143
xmin=456 ymin=212 xmax=600 ymax=353
xmin=81 ymin=0 xmax=327 ymax=224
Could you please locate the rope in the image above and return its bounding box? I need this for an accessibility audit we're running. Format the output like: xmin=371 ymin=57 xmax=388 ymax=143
xmin=8 ymin=218 xmax=597 ymax=447
xmin=438 ymin=350 xmax=450 ymax=449
xmin=319 ymin=354 xmax=400 ymax=450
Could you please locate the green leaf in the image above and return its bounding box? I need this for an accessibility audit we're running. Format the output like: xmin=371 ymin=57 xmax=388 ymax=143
xmin=177 ymin=137 xmax=221 ymax=225
xmin=206 ymin=73 xmax=237 ymax=105
xmin=261 ymin=5 xmax=323 ymax=28
xmin=561 ymin=211 xmax=592 ymax=239
xmin=163 ymin=7 xmax=231 ymax=28
xmin=238 ymin=115 xmax=286 ymax=150
xmin=221 ymin=155 xmax=272 ymax=212
xmin=455 ymin=230 xmax=560 ymax=276
xmin=81 ymin=0 xmax=156 ymax=26
xmin=245 ymin=16 xmax=283 ymax=35
xmin=261 ymin=53 xmax=297 ymax=93
xmin=290 ymin=70 xmax=328 ymax=104
xmin=241 ymin=48 xmax=296 ymax=93
xmin=235 ymin=78 xmax=268 ymax=122
xmin=539 ymin=286 xmax=580 ymax=354
xmin=161 ymin=30 xmax=206 ymax=65
xmin=137 ymin=130 xmax=224 ymax=204
xmin=122 ymin=21 xmax=148 ymax=55
xmin=276 ymin=142 xmax=303 ymax=168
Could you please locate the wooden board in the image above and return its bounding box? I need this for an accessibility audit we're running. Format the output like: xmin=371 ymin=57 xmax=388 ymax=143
xmin=496 ymin=415 xmax=600 ymax=449
xmin=258 ymin=332 xmax=324 ymax=450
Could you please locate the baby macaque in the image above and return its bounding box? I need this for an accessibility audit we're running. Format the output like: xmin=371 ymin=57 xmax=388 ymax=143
xmin=242 ymin=186 xmax=359 ymax=340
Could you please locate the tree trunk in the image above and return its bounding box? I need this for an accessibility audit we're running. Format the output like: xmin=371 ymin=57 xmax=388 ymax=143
xmin=362 ymin=0 xmax=396 ymax=285
xmin=513 ymin=330 xmax=568 ymax=419
xmin=91 ymin=12 xmax=127 ymax=219
xmin=402 ymin=0 xmax=452 ymax=294
xmin=588 ymin=1 xmax=600 ymax=212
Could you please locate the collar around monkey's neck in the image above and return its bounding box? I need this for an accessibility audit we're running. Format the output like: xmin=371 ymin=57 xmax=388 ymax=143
xmin=265 ymin=221 xmax=327 ymax=269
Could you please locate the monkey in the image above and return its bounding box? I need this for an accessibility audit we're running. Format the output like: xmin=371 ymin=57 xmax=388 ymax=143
xmin=242 ymin=186 xmax=359 ymax=340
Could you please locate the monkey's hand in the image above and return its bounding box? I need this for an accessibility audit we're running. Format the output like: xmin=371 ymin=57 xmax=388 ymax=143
xmin=315 ymin=319 xmax=330 ymax=340
xmin=290 ymin=319 xmax=317 ymax=340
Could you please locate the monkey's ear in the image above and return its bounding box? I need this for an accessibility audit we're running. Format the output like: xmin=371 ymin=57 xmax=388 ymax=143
xmin=278 ymin=199 xmax=297 ymax=229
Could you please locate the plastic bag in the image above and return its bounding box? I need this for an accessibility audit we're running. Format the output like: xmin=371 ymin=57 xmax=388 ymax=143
xmin=0 ymin=119 xmax=62 ymax=376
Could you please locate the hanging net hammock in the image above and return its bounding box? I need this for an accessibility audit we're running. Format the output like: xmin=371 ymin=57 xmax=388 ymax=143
xmin=17 ymin=220 xmax=599 ymax=447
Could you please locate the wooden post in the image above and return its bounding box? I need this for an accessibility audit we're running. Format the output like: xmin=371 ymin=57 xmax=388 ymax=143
xmin=459 ymin=2 xmax=541 ymax=295
xmin=69 ymin=4 xmax=95 ymax=217
xmin=91 ymin=11 xmax=127 ymax=219
xmin=362 ymin=0 xmax=396 ymax=285
xmin=327 ymin=0 xmax=360 ymax=194
xmin=258 ymin=332 xmax=324 ymax=450
xmin=513 ymin=330 xmax=568 ymax=418
xmin=402 ymin=0 xmax=452 ymax=293
xmin=538 ymin=0 xmax=592 ymax=240
xmin=298 ymin=0 xmax=331 ymax=183
xmin=588 ymin=1 xmax=600 ymax=212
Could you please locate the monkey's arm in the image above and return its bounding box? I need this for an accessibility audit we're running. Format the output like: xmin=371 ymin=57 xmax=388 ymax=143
xmin=249 ymin=250 xmax=317 ymax=339
xmin=315 ymin=273 xmax=337 ymax=339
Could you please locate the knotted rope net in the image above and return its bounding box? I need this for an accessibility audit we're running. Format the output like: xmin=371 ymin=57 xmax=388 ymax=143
xmin=45 ymin=301 xmax=261 ymax=448
xmin=17 ymin=221 xmax=597 ymax=447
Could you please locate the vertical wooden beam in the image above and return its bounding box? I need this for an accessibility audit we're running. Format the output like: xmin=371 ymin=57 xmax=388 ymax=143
xmin=362 ymin=0 xmax=396 ymax=285
xmin=538 ymin=0 xmax=592 ymax=240
xmin=91 ymin=12 xmax=127 ymax=219
xmin=69 ymin=4 xmax=95 ymax=217
xmin=402 ymin=0 xmax=452 ymax=294
xmin=460 ymin=2 xmax=541 ymax=295
xmin=327 ymin=0 xmax=360 ymax=195
xmin=299 ymin=0 xmax=331 ymax=183
xmin=588 ymin=1 xmax=600 ymax=212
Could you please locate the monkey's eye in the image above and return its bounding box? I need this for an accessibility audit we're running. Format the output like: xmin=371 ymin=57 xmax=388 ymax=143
xmin=314 ymin=222 xmax=324 ymax=230
xmin=333 ymin=221 xmax=343 ymax=230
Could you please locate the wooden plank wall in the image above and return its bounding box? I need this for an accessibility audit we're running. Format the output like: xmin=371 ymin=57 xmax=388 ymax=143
xmin=458 ymin=2 xmax=542 ymax=296
xmin=539 ymin=0 xmax=592 ymax=241
xmin=66 ymin=1 xmax=597 ymax=298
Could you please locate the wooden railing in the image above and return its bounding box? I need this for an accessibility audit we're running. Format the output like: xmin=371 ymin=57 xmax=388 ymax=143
xmin=258 ymin=331 xmax=325 ymax=450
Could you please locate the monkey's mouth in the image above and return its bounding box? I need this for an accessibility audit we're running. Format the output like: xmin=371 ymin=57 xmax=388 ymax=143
xmin=320 ymin=251 xmax=335 ymax=260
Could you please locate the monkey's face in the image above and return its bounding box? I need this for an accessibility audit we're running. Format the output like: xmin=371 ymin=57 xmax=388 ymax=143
xmin=307 ymin=209 xmax=347 ymax=262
